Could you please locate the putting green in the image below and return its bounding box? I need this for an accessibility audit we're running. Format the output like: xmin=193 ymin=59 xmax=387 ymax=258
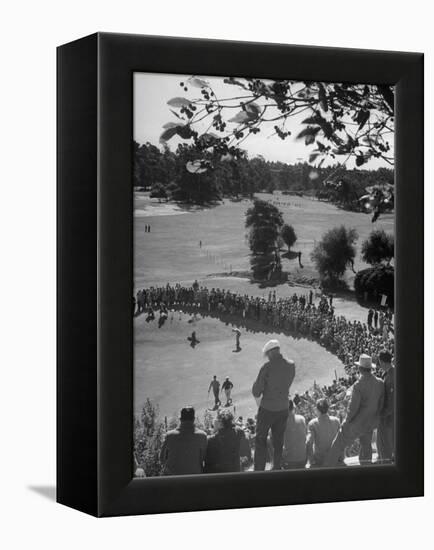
xmin=134 ymin=310 xmax=345 ymax=420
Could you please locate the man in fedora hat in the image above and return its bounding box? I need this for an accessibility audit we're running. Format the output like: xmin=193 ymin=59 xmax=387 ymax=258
xmin=377 ymin=350 xmax=395 ymax=464
xmin=252 ymin=339 xmax=295 ymax=470
xmin=324 ymin=354 xmax=384 ymax=467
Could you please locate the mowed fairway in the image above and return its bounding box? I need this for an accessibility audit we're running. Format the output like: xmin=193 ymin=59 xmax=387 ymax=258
xmin=134 ymin=191 xmax=394 ymax=289
xmin=133 ymin=191 xmax=393 ymax=418
xmin=134 ymin=311 xmax=345 ymax=419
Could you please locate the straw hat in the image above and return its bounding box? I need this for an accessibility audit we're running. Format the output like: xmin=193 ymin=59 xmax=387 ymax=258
xmin=354 ymin=353 xmax=375 ymax=369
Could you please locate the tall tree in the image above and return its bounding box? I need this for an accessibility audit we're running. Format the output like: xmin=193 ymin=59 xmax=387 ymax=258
xmin=311 ymin=226 xmax=358 ymax=285
xmin=281 ymin=224 xmax=297 ymax=251
xmin=245 ymin=200 xmax=284 ymax=280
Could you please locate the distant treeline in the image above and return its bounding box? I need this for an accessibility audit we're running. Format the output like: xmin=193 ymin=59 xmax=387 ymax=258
xmin=133 ymin=141 xmax=394 ymax=205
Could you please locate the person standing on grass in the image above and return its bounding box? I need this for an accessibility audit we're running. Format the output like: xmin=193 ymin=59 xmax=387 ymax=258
xmin=208 ymin=375 xmax=221 ymax=409
xmin=232 ymin=328 xmax=241 ymax=351
xmin=282 ymin=400 xmax=307 ymax=470
xmin=252 ymin=339 xmax=295 ymax=470
xmin=160 ymin=407 xmax=207 ymax=476
xmin=324 ymin=354 xmax=384 ymax=467
xmin=307 ymin=398 xmax=340 ymax=468
xmin=222 ymin=377 xmax=234 ymax=406
xmin=377 ymin=350 xmax=395 ymax=464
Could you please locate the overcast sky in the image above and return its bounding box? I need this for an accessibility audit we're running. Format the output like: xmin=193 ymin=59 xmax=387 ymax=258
xmin=134 ymin=72 xmax=393 ymax=170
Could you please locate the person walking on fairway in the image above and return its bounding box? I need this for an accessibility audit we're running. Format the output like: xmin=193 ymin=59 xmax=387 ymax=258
xmin=252 ymin=339 xmax=295 ymax=470
xmin=222 ymin=377 xmax=234 ymax=406
xmin=208 ymin=375 xmax=221 ymax=409
xmin=232 ymin=328 xmax=241 ymax=352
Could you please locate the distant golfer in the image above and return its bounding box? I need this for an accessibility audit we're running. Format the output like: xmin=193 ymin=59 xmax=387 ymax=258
xmin=252 ymin=339 xmax=295 ymax=471
xmin=208 ymin=375 xmax=221 ymax=409
xmin=222 ymin=377 xmax=234 ymax=406
xmin=232 ymin=328 xmax=241 ymax=352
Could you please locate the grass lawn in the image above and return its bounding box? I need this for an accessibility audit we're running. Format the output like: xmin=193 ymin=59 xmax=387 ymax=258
xmin=134 ymin=311 xmax=345 ymax=419
xmin=134 ymin=191 xmax=394 ymax=290
xmin=133 ymin=192 xmax=393 ymax=418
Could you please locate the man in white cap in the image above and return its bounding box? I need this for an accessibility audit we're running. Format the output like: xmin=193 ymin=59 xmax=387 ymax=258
xmin=324 ymin=354 xmax=384 ymax=467
xmin=252 ymin=339 xmax=295 ymax=470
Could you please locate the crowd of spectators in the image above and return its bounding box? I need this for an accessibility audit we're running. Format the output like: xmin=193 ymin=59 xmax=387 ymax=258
xmin=134 ymin=282 xmax=394 ymax=376
xmin=134 ymin=282 xmax=395 ymax=476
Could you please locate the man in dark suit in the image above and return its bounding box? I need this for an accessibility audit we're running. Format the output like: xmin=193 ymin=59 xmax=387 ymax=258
xmin=377 ymin=350 xmax=395 ymax=463
xmin=324 ymin=354 xmax=384 ymax=467
xmin=252 ymin=339 xmax=295 ymax=470
xmin=160 ymin=407 xmax=207 ymax=475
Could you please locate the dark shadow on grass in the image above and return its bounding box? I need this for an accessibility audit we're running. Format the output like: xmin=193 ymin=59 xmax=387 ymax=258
xmin=28 ymin=485 xmax=56 ymax=502
xmin=175 ymin=304 xmax=321 ymax=344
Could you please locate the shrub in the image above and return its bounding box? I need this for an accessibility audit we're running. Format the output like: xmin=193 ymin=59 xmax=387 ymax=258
xmin=354 ymin=265 xmax=394 ymax=307
xmin=361 ymin=229 xmax=394 ymax=265
xmin=311 ymin=225 xmax=358 ymax=285
xmin=281 ymin=224 xmax=297 ymax=250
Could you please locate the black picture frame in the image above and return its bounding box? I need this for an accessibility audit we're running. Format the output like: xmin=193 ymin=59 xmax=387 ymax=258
xmin=57 ymin=32 xmax=424 ymax=517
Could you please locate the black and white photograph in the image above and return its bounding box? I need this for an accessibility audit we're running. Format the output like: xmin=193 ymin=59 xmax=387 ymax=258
xmin=133 ymin=72 xmax=396 ymax=477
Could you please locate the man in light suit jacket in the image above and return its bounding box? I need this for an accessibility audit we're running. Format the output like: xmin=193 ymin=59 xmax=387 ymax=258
xmin=324 ymin=354 xmax=384 ymax=467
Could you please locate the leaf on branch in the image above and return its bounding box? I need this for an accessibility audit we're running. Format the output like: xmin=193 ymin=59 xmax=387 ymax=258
xmin=355 ymin=154 xmax=366 ymax=167
xmin=186 ymin=160 xmax=210 ymax=174
xmin=177 ymin=125 xmax=194 ymax=139
xmin=162 ymin=122 xmax=180 ymax=129
xmin=220 ymin=153 xmax=234 ymax=162
xmin=223 ymin=77 xmax=248 ymax=89
xmin=309 ymin=152 xmax=320 ymax=163
xmin=244 ymin=102 xmax=261 ymax=118
xmin=305 ymin=134 xmax=316 ymax=145
xmin=377 ymin=85 xmax=395 ymax=114
xmin=188 ymin=76 xmax=209 ymax=88
xmin=167 ymin=97 xmax=192 ymax=108
xmin=228 ymin=111 xmax=252 ymax=124
xmin=159 ymin=124 xmax=193 ymax=142
xmin=197 ymin=133 xmax=218 ymax=148
xmin=302 ymin=114 xmax=325 ymax=125
xmin=296 ymin=126 xmax=321 ymax=145
xmin=356 ymin=109 xmax=370 ymax=130
xmin=170 ymin=109 xmax=182 ymax=120
xmin=318 ymin=83 xmax=328 ymax=112
xmin=159 ymin=126 xmax=180 ymax=143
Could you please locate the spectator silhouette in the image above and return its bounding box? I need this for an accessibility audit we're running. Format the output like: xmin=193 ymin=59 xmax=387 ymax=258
xmin=160 ymin=407 xmax=207 ymax=475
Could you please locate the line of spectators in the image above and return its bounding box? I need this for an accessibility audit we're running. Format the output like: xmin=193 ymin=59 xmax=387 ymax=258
xmin=134 ymin=282 xmax=394 ymax=375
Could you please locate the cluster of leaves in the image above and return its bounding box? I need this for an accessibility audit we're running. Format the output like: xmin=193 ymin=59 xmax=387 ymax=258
xmin=160 ymin=76 xmax=394 ymax=169
xmin=311 ymin=225 xmax=359 ymax=285
xmin=361 ymin=229 xmax=394 ymax=265
xmin=134 ymin=399 xmax=166 ymax=477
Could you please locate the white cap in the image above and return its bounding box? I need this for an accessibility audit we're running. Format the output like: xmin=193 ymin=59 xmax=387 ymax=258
xmin=262 ymin=339 xmax=280 ymax=354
